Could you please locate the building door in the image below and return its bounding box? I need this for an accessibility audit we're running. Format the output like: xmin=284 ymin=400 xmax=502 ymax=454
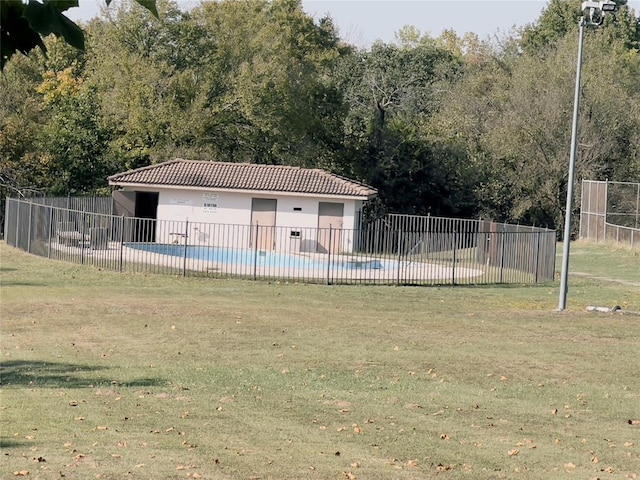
xmin=317 ymin=202 xmax=344 ymax=253
xmin=250 ymin=198 xmax=277 ymax=251
xmin=134 ymin=192 xmax=159 ymax=242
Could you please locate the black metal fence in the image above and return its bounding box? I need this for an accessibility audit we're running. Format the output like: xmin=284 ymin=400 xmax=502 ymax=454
xmin=4 ymin=197 xmax=557 ymax=285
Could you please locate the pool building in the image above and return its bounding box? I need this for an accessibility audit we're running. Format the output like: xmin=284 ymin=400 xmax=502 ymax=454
xmin=108 ymin=159 xmax=378 ymax=254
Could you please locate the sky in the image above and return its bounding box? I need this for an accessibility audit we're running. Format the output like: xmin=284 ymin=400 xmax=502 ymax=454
xmin=66 ymin=0 xmax=640 ymax=48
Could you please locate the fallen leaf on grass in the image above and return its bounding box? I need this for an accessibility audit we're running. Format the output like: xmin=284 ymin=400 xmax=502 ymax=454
xmin=323 ymin=400 xmax=354 ymax=409
xmin=516 ymin=438 xmax=536 ymax=448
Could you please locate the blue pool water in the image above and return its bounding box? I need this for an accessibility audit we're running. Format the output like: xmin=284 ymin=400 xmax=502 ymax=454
xmin=126 ymin=243 xmax=390 ymax=270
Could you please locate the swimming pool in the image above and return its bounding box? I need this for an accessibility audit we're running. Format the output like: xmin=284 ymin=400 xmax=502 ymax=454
xmin=126 ymin=243 xmax=391 ymax=270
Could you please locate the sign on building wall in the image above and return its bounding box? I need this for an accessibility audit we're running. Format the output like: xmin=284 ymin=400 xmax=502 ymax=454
xmin=170 ymin=198 xmax=193 ymax=206
xmin=203 ymin=192 xmax=219 ymax=213
xmin=169 ymin=198 xmax=193 ymax=214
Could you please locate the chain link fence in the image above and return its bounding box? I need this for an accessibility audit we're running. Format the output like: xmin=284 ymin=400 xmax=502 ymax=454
xmin=4 ymin=197 xmax=556 ymax=285
xmin=580 ymin=180 xmax=640 ymax=249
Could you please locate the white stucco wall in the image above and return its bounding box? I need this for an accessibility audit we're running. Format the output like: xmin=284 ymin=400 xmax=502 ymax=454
xmin=124 ymin=186 xmax=367 ymax=253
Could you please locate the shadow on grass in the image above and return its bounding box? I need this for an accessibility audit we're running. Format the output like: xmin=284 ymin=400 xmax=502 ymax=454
xmin=395 ymin=282 xmax=555 ymax=289
xmin=1 ymin=266 xmax=47 ymax=286
xmin=0 ymin=360 xmax=163 ymax=389
xmin=1 ymin=281 xmax=47 ymax=287
xmin=0 ymin=439 xmax=26 ymax=449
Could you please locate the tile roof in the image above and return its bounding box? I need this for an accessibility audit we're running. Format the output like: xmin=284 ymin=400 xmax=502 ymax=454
xmin=108 ymin=159 xmax=377 ymax=198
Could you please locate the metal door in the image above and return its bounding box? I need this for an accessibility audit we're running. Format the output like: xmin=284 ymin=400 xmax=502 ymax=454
xmin=317 ymin=202 xmax=344 ymax=253
xmin=250 ymin=198 xmax=277 ymax=251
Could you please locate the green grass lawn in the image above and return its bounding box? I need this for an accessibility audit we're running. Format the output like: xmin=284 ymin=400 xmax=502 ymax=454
xmin=1 ymin=240 xmax=639 ymax=479
xmin=566 ymin=241 xmax=640 ymax=285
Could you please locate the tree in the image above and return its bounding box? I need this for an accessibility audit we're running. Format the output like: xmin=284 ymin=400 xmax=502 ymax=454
xmin=84 ymin=0 xmax=347 ymax=169
xmin=436 ymin=24 xmax=640 ymax=233
xmin=190 ymin=0 xmax=348 ymax=166
xmin=334 ymin=40 xmax=471 ymax=217
xmin=0 ymin=47 xmax=48 ymax=202
xmin=35 ymin=65 xmax=112 ymax=195
xmin=1 ymin=0 xmax=158 ymax=70
xmin=521 ymin=0 xmax=639 ymax=54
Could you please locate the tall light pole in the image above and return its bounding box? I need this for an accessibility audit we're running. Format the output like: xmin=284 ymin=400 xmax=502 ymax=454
xmin=558 ymin=0 xmax=617 ymax=311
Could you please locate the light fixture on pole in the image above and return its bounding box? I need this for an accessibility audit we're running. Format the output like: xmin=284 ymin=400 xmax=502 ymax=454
xmin=558 ymin=0 xmax=617 ymax=311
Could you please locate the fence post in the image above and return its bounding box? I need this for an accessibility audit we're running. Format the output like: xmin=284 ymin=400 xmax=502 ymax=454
xmin=253 ymin=222 xmax=259 ymax=281
xmin=603 ymin=180 xmax=609 ymax=242
xmin=397 ymin=228 xmax=403 ymax=285
xmin=81 ymin=211 xmax=87 ymax=265
xmin=47 ymin=206 xmax=54 ymax=258
xmin=183 ymin=219 xmax=189 ymax=277
xmin=499 ymin=229 xmax=505 ymax=284
xmin=535 ymin=230 xmax=540 ymax=283
xmin=15 ymin=199 xmax=20 ymax=249
xmin=327 ymin=226 xmax=332 ymax=285
xmin=27 ymin=202 xmax=33 ymax=254
xmin=631 ymin=183 xmax=640 ymax=231
xmin=452 ymin=230 xmax=457 ymax=285
xmin=119 ymin=216 xmax=125 ymax=272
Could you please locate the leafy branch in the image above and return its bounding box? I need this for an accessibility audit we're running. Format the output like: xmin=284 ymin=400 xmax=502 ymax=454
xmin=0 ymin=0 xmax=158 ymax=70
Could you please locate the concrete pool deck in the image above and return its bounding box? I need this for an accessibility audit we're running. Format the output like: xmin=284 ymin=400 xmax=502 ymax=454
xmin=48 ymin=241 xmax=486 ymax=283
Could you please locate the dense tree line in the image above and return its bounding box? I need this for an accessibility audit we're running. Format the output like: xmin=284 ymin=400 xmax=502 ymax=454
xmin=1 ymin=0 xmax=639 ymax=237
